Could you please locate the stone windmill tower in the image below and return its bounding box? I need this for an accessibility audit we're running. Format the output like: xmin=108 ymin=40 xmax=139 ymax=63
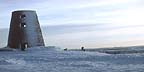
xmin=7 ymin=10 xmax=45 ymax=50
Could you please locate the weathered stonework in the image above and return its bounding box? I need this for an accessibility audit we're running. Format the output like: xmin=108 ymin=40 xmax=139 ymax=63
xmin=7 ymin=10 xmax=45 ymax=50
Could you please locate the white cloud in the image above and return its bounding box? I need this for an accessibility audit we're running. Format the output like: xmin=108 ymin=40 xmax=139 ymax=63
xmin=0 ymin=0 xmax=140 ymax=27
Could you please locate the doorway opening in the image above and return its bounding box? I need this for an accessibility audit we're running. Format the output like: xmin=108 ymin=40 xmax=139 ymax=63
xmin=21 ymin=43 xmax=28 ymax=51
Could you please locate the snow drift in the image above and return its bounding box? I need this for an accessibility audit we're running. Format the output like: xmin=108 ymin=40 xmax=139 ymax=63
xmin=0 ymin=47 xmax=144 ymax=72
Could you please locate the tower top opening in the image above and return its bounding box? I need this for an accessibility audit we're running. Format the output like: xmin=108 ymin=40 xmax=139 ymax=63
xmin=12 ymin=10 xmax=36 ymax=13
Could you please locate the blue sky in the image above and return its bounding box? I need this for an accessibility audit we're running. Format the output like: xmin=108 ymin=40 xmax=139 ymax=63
xmin=1 ymin=0 xmax=144 ymax=48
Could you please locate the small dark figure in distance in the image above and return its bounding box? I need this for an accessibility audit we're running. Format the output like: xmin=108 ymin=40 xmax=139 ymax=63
xmin=81 ymin=46 xmax=85 ymax=51
xmin=64 ymin=48 xmax=67 ymax=51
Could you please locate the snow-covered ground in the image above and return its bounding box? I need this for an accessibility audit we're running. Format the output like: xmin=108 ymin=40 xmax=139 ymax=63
xmin=0 ymin=47 xmax=144 ymax=72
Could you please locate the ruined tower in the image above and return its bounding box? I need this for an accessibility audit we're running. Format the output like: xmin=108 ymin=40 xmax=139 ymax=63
xmin=7 ymin=10 xmax=45 ymax=50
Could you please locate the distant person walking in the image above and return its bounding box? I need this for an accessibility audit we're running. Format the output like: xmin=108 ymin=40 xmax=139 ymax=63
xmin=81 ymin=46 xmax=85 ymax=51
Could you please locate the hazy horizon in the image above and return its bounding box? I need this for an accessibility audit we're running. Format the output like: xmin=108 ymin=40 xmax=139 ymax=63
xmin=1 ymin=24 xmax=144 ymax=49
